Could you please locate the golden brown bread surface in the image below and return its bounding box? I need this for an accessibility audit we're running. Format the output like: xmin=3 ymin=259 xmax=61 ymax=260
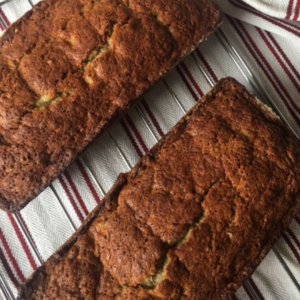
xmin=0 ymin=0 xmax=222 ymax=211
xmin=18 ymin=78 xmax=300 ymax=299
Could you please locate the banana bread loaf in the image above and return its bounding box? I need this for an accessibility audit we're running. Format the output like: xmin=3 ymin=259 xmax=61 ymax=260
xmin=18 ymin=78 xmax=300 ymax=299
xmin=0 ymin=0 xmax=222 ymax=211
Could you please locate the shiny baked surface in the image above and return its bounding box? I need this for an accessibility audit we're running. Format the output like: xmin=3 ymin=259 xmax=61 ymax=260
xmin=0 ymin=0 xmax=222 ymax=211
xmin=18 ymin=78 xmax=300 ymax=300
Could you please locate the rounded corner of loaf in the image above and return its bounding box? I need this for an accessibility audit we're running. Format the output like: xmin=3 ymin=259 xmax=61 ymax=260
xmin=0 ymin=0 xmax=223 ymax=210
xmin=16 ymin=77 xmax=300 ymax=299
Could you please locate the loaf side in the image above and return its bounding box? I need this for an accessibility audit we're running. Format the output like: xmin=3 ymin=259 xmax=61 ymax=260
xmin=0 ymin=0 xmax=222 ymax=211
xmin=18 ymin=78 xmax=300 ymax=300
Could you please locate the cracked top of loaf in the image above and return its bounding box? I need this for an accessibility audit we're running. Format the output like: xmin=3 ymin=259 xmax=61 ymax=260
xmin=0 ymin=0 xmax=222 ymax=211
xmin=18 ymin=78 xmax=300 ymax=299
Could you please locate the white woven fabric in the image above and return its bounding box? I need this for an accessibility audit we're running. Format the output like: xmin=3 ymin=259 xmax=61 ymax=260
xmin=0 ymin=1 xmax=299 ymax=299
xmin=243 ymin=0 xmax=300 ymax=21
xmin=215 ymin=0 xmax=300 ymax=38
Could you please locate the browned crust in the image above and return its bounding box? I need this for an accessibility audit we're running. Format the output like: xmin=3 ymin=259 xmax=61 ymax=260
xmin=16 ymin=173 xmax=128 ymax=297
xmin=212 ymin=79 xmax=300 ymax=299
xmin=220 ymin=193 xmax=300 ymax=299
xmin=17 ymin=77 xmax=300 ymax=299
xmin=0 ymin=0 xmax=222 ymax=212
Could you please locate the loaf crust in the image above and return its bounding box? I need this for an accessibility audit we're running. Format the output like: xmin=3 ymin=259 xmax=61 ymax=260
xmin=0 ymin=0 xmax=222 ymax=211
xmin=18 ymin=78 xmax=300 ymax=300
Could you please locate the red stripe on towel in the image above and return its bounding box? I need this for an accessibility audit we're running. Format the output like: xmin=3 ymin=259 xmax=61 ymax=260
xmin=125 ymin=115 xmax=148 ymax=155
xmin=64 ymin=171 xmax=89 ymax=217
xmin=58 ymin=176 xmax=84 ymax=223
xmin=229 ymin=17 xmax=300 ymax=127
xmin=229 ymin=0 xmax=300 ymax=38
xmin=0 ymin=228 xmax=25 ymax=283
xmin=0 ymin=246 xmax=20 ymax=287
xmin=7 ymin=214 xmax=38 ymax=270
xmin=286 ymin=0 xmax=294 ymax=20
xmin=120 ymin=119 xmax=143 ymax=158
xmin=76 ymin=160 xmax=101 ymax=204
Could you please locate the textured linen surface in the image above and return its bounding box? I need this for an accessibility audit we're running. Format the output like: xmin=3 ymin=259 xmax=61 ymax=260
xmin=0 ymin=0 xmax=299 ymax=299
xmin=242 ymin=0 xmax=300 ymax=21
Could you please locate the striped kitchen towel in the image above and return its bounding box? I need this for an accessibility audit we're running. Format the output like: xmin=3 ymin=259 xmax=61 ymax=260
xmin=243 ymin=0 xmax=300 ymax=21
xmin=216 ymin=0 xmax=300 ymax=38
xmin=0 ymin=1 xmax=299 ymax=300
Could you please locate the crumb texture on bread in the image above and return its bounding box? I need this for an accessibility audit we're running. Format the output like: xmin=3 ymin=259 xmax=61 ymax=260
xmin=0 ymin=0 xmax=222 ymax=211
xmin=18 ymin=78 xmax=300 ymax=300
